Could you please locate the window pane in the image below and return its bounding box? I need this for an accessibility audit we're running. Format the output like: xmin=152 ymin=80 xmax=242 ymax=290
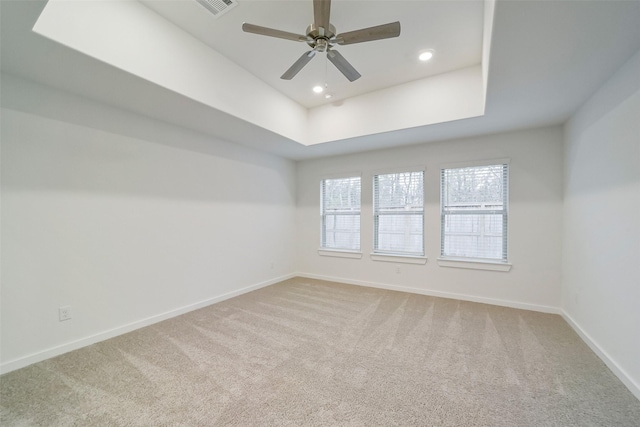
xmin=323 ymin=214 xmax=360 ymax=250
xmin=442 ymin=213 xmax=504 ymax=259
xmin=323 ymin=177 xmax=361 ymax=211
xmin=376 ymin=172 xmax=424 ymax=210
xmin=375 ymin=214 xmax=423 ymax=254
xmin=442 ymin=165 xmax=505 ymax=208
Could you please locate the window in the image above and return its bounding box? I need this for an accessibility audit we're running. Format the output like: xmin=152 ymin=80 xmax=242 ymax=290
xmin=440 ymin=162 xmax=508 ymax=262
xmin=373 ymin=171 xmax=424 ymax=256
xmin=321 ymin=176 xmax=361 ymax=251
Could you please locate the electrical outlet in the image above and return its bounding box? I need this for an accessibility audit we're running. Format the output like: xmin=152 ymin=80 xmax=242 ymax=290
xmin=396 ymin=265 xmax=401 ymax=274
xmin=59 ymin=306 xmax=72 ymax=321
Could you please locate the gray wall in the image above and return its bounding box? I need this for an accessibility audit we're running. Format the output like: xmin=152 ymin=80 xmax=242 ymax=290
xmin=1 ymin=75 xmax=297 ymax=370
xmin=563 ymin=49 xmax=640 ymax=397
xmin=296 ymin=126 xmax=564 ymax=312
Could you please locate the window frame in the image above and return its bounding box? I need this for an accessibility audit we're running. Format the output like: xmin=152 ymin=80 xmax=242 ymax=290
xmin=319 ymin=174 xmax=362 ymax=257
xmin=370 ymin=168 xmax=427 ymax=264
xmin=373 ymin=168 xmax=425 ymax=256
xmin=438 ymin=159 xmax=511 ymax=271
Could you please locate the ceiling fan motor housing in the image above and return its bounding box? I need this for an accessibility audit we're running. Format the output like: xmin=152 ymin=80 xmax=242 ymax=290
xmin=306 ymin=24 xmax=337 ymax=52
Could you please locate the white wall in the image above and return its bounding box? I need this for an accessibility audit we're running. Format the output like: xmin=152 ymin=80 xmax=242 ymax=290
xmin=0 ymin=75 xmax=297 ymax=372
xmin=296 ymin=126 xmax=564 ymax=311
xmin=562 ymin=49 xmax=640 ymax=398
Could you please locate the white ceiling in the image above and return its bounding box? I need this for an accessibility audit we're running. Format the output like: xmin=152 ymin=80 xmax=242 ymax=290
xmin=1 ymin=1 xmax=640 ymax=160
xmin=142 ymin=0 xmax=484 ymax=108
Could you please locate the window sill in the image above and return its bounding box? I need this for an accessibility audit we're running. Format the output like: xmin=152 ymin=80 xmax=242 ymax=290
xmin=318 ymin=249 xmax=363 ymax=259
xmin=437 ymin=258 xmax=512 ymax=272
xmin=370 ymin=253 xmax=427 ymax=265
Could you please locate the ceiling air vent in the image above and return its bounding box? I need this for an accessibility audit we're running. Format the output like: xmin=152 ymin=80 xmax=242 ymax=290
xmin=194 ymin=0 xmax=238 ymax=19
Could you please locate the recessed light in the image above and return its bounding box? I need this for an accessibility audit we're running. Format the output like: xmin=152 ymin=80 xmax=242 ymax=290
xmin=418 ymin=50 xmax=434 ymax=62
xmin=324 ymin=93 xmax=333 ymax=99
xmin=313 ymin=85 xmax=324 ymax=93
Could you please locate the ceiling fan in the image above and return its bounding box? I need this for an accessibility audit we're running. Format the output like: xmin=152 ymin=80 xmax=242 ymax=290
xmin=242 ymin=0 xmax=401 ymax=82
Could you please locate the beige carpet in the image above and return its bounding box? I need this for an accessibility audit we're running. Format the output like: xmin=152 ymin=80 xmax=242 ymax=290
xmin=1 ymin=278 xmax=639 ymax=426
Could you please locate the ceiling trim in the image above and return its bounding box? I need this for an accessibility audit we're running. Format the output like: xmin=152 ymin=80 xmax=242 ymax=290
xmin=32 ymin=0 xmax=490 ymax=147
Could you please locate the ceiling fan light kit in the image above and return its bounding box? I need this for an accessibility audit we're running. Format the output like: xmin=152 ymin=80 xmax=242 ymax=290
xmin=242 ymin=0 xmax=401 ymax=82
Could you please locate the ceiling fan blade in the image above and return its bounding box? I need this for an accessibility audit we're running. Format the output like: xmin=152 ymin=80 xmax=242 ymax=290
xmin=327 ymin=50 xmax=361 ymax=82
xmin=313 ymin=0 xmax=331 ymax=36
xmin=335 ymin=21 xmax=401 ymax=45
xmin=281 ymin=50 xmax=317 ymax=80
xmin=242 ymin=23 xmax=307 ymax=42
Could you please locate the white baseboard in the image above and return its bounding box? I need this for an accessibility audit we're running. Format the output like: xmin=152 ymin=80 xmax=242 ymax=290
xmin=0 ymin=273 xmax=295 ymax=375
xmin=295 ymin=272 xmax=561 ymax=314
xmin=6 ymin=273 xmax=637 ymax=402
xmin=561 ymin=311 xmax=640 ymax=401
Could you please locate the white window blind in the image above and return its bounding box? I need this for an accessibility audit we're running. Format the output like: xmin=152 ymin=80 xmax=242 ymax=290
xmin=321 ymin=176 xmax=361 ymax=251
xmin=441 ymin=163 xmax=508 ymax=262
xmin=374 ymin=171 xmax=424 ymax=256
